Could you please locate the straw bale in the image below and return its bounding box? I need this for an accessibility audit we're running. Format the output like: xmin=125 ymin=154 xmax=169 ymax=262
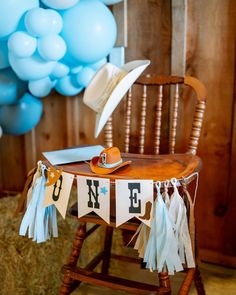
xmin=0 ymin=190 xmax=105 ymax=295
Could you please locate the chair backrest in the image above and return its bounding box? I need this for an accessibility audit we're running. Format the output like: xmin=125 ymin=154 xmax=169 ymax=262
xmin=103 ymin=75 xmax=206 ymax=155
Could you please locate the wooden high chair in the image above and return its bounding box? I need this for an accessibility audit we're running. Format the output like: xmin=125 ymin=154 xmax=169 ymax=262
xmin=59 ymin=75 xmax=207 ymax=295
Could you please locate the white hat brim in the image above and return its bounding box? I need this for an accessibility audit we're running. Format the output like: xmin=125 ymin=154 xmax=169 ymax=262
xmin=94 ymin=60 xmax=150 ymax=137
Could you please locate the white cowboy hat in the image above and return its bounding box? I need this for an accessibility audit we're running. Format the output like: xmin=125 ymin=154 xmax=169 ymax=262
xmin=83 ymin=59 xmax=150 ymax=137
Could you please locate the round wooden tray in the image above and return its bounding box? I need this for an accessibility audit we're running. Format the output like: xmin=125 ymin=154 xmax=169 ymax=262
xmin=56 ymin=153 xmax=201 ymax=182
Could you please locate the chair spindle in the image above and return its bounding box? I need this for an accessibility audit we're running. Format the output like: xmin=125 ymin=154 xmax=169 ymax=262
xmin=104 ymin=117 xmax=113 ymax=148
xmin=139 ymin=85 xmax=147 ymax=154
xmin=154 ymin=85 xmax=163 ymax=154
xmin=125 ymin=88 xmax=132 ymax=153
xmin=169 ymin=84 xmax=180 ymax=154
xmin=188 ymin=100 xmax=206 ymax=155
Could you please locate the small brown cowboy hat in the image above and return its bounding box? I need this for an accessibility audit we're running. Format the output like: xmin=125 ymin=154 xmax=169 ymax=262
xmin=90 ymin=147 xmax=131 ymax=175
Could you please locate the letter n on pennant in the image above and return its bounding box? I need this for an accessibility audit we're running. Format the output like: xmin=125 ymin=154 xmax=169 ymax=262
xmin=77 ymin=176 xmax=110 ymax=224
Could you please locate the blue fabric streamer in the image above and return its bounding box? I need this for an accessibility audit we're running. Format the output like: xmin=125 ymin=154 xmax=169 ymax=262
xmin=19 ymin=162 xmax=58 ymax=243
xmin=143 ymin=181 xmax=183 ymax=274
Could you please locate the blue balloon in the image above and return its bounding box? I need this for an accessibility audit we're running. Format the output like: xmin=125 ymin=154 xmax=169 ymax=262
xmin=55 ymin=75 xmax=83 ymax=96
xmin=0 ymin=68 xmax=27 ymax=105
xmin=0 ymin=92 xmax=43 ymax=135
xmin=0 ymin=0 xmax=39 ymax=39
xmin=50 ymin=62 xmax=69 ymax=79
xmin=28 ymin=77 xmax=55 ymax=97
xmin=0 ymin=40 xmax=10 ymax=69
xmin=70 ymin=65 xmax=83 ymax=75
xmin=41 ymin=0 xmax=79 ymax=10
xmin=38 ymin=34 xmax=66 ymax=61
xmin=47 ymin=9 xmax=63 ymax=34
xmin=100 ymin=0 xmax=123 ymax=4
xmin=9 ymin=52 xmax=56 ymax=81
xmin=8 ymin=31 xmax=37 ymax=58
xmin=24 ymin=7 xmax=51 ymax=37
xmin=61 ymin=0 xmax=117 ymax=63
xmin=89 ymin=58 xmax=107 ymax=71
xmin=75 ymin=67 xmax=95 ymax=88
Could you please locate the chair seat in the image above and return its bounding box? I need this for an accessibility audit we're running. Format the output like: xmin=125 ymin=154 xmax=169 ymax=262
xmin=58 ymin=152 xmax=201 ymax=182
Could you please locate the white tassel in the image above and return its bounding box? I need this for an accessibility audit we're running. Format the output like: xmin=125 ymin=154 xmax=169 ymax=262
xmin=133 ymin=223 xmax=150 ymax=258
xmin=168 ymin=178 xmax=195 ymax=268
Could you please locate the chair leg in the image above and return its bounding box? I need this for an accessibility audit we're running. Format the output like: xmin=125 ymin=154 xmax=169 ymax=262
xmin=178 ymin=268 xmax=195 ymax=295
xmin=60 ymin=222 xmax=87 ymax=295
xmin=158 ymin=271 xmax=171 ymax=294
xmin=101 ymin=226 xmax=114 ymax=274
xmin=194 ymin=266 xmax=206 ymax=295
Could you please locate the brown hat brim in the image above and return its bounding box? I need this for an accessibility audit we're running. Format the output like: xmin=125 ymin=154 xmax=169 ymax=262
xmin=90 ymin=156 xmax=131 ymax=175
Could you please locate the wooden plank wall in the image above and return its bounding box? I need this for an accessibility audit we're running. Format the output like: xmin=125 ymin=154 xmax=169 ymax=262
xmin=0 ymin=0 xmax=235 ymax=266
xmin=186 ymin=0 xmax=236 ymax=266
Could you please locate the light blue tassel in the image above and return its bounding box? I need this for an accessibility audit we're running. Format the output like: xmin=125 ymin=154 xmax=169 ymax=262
xmin=19 ymin=163 xmax=46 ymax=240
xmin=143 ymin=181 xmax=183 ymax=274
xmin=19 ymin=162 xmax=58 ymax=243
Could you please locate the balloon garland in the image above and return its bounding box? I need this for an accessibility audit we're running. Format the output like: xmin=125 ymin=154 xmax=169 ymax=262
xmin=0 ymin=0 xmax=123 ymax=136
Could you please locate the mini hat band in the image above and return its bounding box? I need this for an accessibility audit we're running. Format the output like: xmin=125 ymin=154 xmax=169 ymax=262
xmin=97 ymin=159 xmax=123 ymax=169
xmin=92 ymin=69 xmax=127 ymax=113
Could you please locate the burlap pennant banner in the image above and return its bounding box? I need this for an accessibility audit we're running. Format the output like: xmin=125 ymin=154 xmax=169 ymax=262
xmin=115 ymin=179 xmax=154 ymax=227
xmin=77 ymin=175 xmax=110 ymax=224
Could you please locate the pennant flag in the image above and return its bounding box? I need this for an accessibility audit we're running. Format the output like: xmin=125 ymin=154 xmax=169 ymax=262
xmin=77 ymin=175 xmax=110 ymax=224
xmin=115 ymin=179 xmax=153 ymax=227
xmin=43 ymin=171 xmax=74 ymax=219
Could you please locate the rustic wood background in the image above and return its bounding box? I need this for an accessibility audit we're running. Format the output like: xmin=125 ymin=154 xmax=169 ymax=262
xmin=0 ymin=0 xmax=235 ymax=267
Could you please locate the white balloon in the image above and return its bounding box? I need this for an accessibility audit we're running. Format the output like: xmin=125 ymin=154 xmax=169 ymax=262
xmin=0 ymin=125 xmax=2 ymax=138
xmin=40 ymin=0 xmax=80 ymax=10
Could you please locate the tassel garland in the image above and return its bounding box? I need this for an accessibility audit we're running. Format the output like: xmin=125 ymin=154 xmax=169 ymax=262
xmin=131 ymin=176 xmax=197 ymax=274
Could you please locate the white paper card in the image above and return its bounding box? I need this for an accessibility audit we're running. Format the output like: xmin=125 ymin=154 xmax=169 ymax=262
xmin=116 ymin=179 xmax=153 ymax=227
xmin=43 ymin=171 xmax=74 ymax=219
xmin=77 ymin=175 xmax=110 ymax=224
xmin=43 ymin=145 xmax=104 ymax=165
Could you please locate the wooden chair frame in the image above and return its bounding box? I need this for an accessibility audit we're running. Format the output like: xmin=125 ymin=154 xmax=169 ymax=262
xmin=60 ymin=75 xmax=207 ymax=295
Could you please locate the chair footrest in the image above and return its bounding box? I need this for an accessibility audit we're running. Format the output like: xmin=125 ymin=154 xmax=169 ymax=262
xmin=62 ymin=265 xmax=171 ymax=295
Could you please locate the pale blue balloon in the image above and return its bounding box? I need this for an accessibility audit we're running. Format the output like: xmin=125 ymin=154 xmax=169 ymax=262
xmin=9 ymin=52 xmax=56 ymax=81
xmin=0 ymin=92 xmax=43 ymax=135
xmin=51 ymin=62 xmax=69 ymax=79
xmin=61 ymin=0 xmax=117 ymax=63
xmin=89 ymin=58 xmax=107 ymax=71
xmin=28 ymin=77 xmax=55 ymax=97
xmin=100 ymin=0 xmax=123 ymax=5
xmin=24 ymin=7 xmax=51 ymax=37
xmin=55 ymin=75 xmax=83 ymax=96
xmin=70 ymin=65 xmax=83 ymax=75
xmin=38 ymin=34 xmax=66 ymax=61
xmin=0 ymin=0 xmax=39 ymax=39
xmin=0 ymin=125 xmax=2 ymax=138
xmin=8 ymin=31 xmax=37 ymax=58
xmin=41 ymin=0 xmax=79 ymax=10
xmin=0 ymin=68 xmax=27 ymax=105
xmin=75 ymin=67 xmax=95 ymax=87
xmin=0 ymin=40 xmax=10 ymax=69
xmin=47 ymin=9 xmax=63 ymax=34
